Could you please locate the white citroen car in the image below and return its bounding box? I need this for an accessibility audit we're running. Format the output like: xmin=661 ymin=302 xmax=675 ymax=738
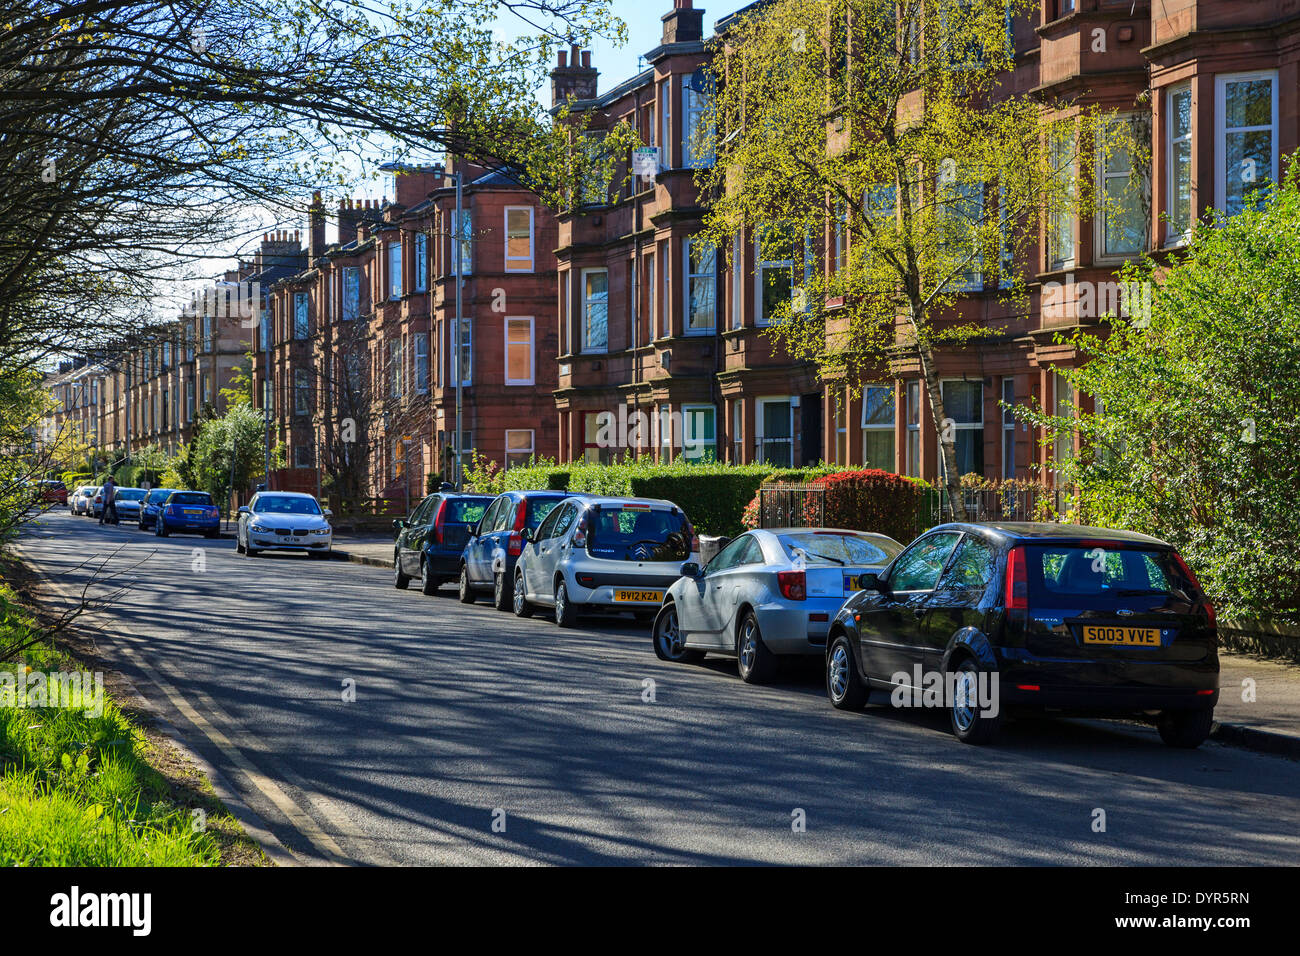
xmin=236 ymin=491 xmax=333 ymax=558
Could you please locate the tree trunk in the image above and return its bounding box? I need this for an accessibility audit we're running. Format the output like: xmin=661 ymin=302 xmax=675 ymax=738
xmin=915 ymin=335 xmax=968 ymax=523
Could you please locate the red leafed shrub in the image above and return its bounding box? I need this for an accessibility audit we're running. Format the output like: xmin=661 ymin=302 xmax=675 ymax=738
xmin=812 ymin=469 xmax=924 ymax=544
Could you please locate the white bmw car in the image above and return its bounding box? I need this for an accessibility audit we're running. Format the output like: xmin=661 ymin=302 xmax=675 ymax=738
xmin=652 ymin=527 xmax=903 ymax=683
xmin=236 ymin=491 xmax=333 ymax=558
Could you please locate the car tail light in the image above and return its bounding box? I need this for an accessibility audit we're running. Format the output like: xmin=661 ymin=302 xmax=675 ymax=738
xmin=778 ymin=570 xmax=806 ymax=601
xmin=576 ymin=573 xmax=596 ymax=588
xmin=507 ymin=532 xmax=523 ymax=557
xmin=432 ymin=499 xmax=446 ymax=545
xmin=512 ymin=498 xmax=528 ymax=531
xmin=1005 ymin=546 xmax=1028 ymax=610
xmin=1172 ymin=552 xmax=1216 ymax=627
xmin=1016 ymin=684 xmax=1040 ymax=692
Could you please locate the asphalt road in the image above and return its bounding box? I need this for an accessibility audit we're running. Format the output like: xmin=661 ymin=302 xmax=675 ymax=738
xmin=13 ymin=508 xmax=1300 ymax=865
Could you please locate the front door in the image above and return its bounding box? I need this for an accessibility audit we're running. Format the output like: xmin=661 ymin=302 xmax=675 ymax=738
xmin=800 ymin=393 xmax=822 ymax=466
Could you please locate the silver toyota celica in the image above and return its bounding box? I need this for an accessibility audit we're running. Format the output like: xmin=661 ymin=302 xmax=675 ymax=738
xmin=652 ymin=527 xmax=903 ymax=684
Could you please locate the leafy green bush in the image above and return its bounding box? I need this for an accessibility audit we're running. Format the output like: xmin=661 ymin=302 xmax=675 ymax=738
xmin=1023 ymin=161 xmax=1300 ymax=623
xmin=815 ymin=469 xmax=926 ymax=544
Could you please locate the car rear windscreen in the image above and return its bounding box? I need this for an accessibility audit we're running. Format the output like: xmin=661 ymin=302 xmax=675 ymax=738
xmin=779 ymin=532 xmax=901 ymax=566
xmin=526 ymin=497 xmax=564 ymax=529
xmin=445 ymin=498 xmax=491 ymax=523
xmin=147 ymin=489 xmax=175 ymax=504
xmin=170 ymin=492 xmax=213 ymax=505
xmin=115 ymin=489 xmax=146 ymax=501
xmin=587 ymin=506 xmax=690 ymax=562
xmin=1024 ymin=544 xmax=1195 ymax=607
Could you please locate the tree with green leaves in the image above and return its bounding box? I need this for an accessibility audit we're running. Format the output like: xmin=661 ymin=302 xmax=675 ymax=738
xmin=192 ymin=403 xmax=283 ymax=513
xmin=1024 ymin=161 xmax=1300 ymax=623
xmin=697 ymin=0 xmax=1134 ymax=516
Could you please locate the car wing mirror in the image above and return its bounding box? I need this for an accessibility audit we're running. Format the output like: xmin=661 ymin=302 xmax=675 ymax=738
xmin=680 ymin=561 xmax=702 ymax=579
xmin=856 ymin=572 xmax=886 ymax=592
xmin=519 ymin=527 xmax=532 ymax=542
xmin=237 ymin=505 xmax=250 ymax=515
xmin=322 ymin=508 xmax=332 ymax=518
xmin=393 ymin=518 xmax=407 ymax=531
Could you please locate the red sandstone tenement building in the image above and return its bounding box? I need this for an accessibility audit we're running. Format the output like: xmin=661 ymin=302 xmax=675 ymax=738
xmin=556 ymin=0 xmax=1300 ymax=484
xmin=257 ymin=163 xmax=558 ymax=503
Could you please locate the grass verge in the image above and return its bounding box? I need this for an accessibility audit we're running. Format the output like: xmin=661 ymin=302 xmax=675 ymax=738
xmin=0 ymin=562 xmax=264 ymax=865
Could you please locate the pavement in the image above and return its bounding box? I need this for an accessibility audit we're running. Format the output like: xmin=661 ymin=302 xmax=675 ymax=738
xmin=10 ymin=509 xmax=1300 ymax=866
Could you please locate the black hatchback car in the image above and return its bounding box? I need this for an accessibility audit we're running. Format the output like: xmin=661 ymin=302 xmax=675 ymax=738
xmin=825 ymin=523 xmax=1219 ymax=747
xmin=456 ymin=490 xmax=571 ymax=610
xmin=393 ymin=491 xmax=494 ymax=595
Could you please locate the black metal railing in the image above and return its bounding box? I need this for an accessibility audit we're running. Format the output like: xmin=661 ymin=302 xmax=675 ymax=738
xmin=759 ymin=483 xmax=825 ymax=529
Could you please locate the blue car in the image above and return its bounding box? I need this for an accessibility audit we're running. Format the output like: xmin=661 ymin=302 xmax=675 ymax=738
xmin=457 ymin=490 xmax=571 ymax=609
xmin=138 ymin=488 xmax=178 ymax=530
xmin=155 ymin=491 xmax=221 ymax=538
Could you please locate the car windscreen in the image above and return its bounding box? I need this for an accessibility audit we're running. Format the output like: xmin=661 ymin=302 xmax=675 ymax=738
xmin=147 ymin=489 xmax=175 ymax=504
xmin=253 ymin=496 xmax=321 ymax=515
xmin=587 ymin=506 xmax=690 ymax=562
xmin=526 ymin=496 xmax=564 ymax=529
xmin=445 ymin=498 xmax=492 ymax=523
xmin=170 ymin=492 xmax=212 ymax=505
xmin=779 ymin=532 xmax=901 ymax=566
xmin=115 ymin=489 xmax=146 ymax=501
xmin=1023 ymin=544 xmax=1195 ymax=607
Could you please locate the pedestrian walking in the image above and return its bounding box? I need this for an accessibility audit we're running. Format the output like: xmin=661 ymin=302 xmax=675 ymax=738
xmin=100 ymin=475 xmax=118 ymax=525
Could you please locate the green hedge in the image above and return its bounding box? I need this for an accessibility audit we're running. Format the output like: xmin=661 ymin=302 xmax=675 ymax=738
xmin=498 ymin=460 xmax=846 ymax=536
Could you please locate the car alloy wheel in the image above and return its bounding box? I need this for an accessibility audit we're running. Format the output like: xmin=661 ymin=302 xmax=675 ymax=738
xmin=513 ymin=571 xmax=533 ymax=617
xmin=393 ymin=554 xmax=411 ymax=589
xmin=948 ymin=657 xmax=1002 ymax=745
xmin=736 ymin=612 xmax=777 ymax=684
xmin=421 ymin=557 xmax=439 ymax=596
xmin=826 ymin=635 xmax=868 ymax=710
xmin=652 ymin=603 xmax=703 ymax=663
xmin=493 ymin=572 xmax=510 ymax=612
xmin=554 ymin=581 xmax=578 ymax=628
xmin=457 ymin=564 xmax=474 ymax=603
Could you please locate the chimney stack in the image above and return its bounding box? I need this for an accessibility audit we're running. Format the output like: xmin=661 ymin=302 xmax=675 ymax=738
xmin=308 ymin=191 xmax=326 ymax=262
xmin=662 ymin=0 xmax=704 ymax=45
xmin=550 ymin=44 xmax=599 ymax=108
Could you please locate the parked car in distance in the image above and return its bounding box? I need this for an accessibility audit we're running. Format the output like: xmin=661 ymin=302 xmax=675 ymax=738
xmin=112 ymin=487 xmax=147 ymax=523
xmin=458 ymin=490 xmax=572 ymax=609
xmin=70 ymin=486 xmax=98 ymax=515
xmin=35 ymin=480 xmax=67 ymax=506
xmin=155 ymin=491 xmax=220 ymax=538
xmin=825 ymin=522 xmax=1220 ymax=747
xmin=236 ymin=491 xmax=333 ymax=557
xmin=653 ymin=528 xmax=904 ymax=683
xmin=393 ymin=492 xmax=494 ymax=594
xmin=137 ymin=488 xmax=178 ymax=530
xmin=514 ymin=496 xmax=697 ymax=628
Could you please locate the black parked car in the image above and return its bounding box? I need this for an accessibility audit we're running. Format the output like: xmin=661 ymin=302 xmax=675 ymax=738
xmin=456 ymin=490 xmax=571 ymax=610
xmin=825 ymin=523 xmax=1219 ymax=747
xmin=392 ymin=491 xmax=494 ymax=595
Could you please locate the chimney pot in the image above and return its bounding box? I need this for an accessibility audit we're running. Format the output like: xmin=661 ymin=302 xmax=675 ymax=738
xmin=581 ymin=50 xmax=591 ymax=68
xmin=558 ymin=49 xmax=567 ymax=68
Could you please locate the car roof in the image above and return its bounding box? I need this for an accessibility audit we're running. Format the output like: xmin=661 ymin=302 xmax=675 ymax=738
xmin=566 ymin=495 xmax=683 ymax=510
xmin=256 ymin=491 xmax=315 ymax=498
xmin=927 ymin=521 xmax=1169 ymax=547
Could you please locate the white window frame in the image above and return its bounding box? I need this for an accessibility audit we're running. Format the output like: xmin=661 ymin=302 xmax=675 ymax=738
xmin=755 ymin=395 xmax=795 ymax=466
xmin=581 ymin=267 xmax=609 ymax=354
xmin=1047 ymin=127 xmax=1076 ymax=270
xmin=860 ymin=384 xmax=896 ymax=470
xmin=1001 ymin=376 xmax=1016 ymax=479
xmin=414 ymin=332 xmax=429 ymax=394
xmin=754 ymin=229 xmax=796 ymax=328
xmin=1094 ymin=114 xmax=1150 ymax=263
xmin=659 ymin=77 xmax=673 ymax=171
xmin=505 ymin=429 xmax=535 ymax=469
xmin=1166 ymin=83 xmax=1194 ymax=245
xmin=681 ymin=403 xmax=716 ymax=462
xmin=414 ymin=233 xmax=428 ymax=292
xmin=684 ymin=237 xmax=716 ymax=335
xmin=455 ymin=317 xmax=473 ymax=387
xmin=294 ymin=368 xmax=310 ymax=415
xmin=342 ymin=267 xmax=360 ymax=321
xmin=682 ymin=72 xmax=714 ymax=169
xmin=905 ymin=380 xmax=921 ymax=478
xmin=451 ymin=209 xmax=473 ymax=276
xmin=505 ymin=316 xmax=535 ymax=386
xmin=388 ymin=240 xmax=402 ymax=299
xmin=1215 ymin=70 xmax=1278 ymax=216
xmin=389 ymin=338 xmax=403 ymax=398
xmin=504 ymin=207 xmax=535 ymax=273
xmin=730 ymin=231 xmax=743 ymax=330
xmin=939 ymin=378 xmax=984 ymax=481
